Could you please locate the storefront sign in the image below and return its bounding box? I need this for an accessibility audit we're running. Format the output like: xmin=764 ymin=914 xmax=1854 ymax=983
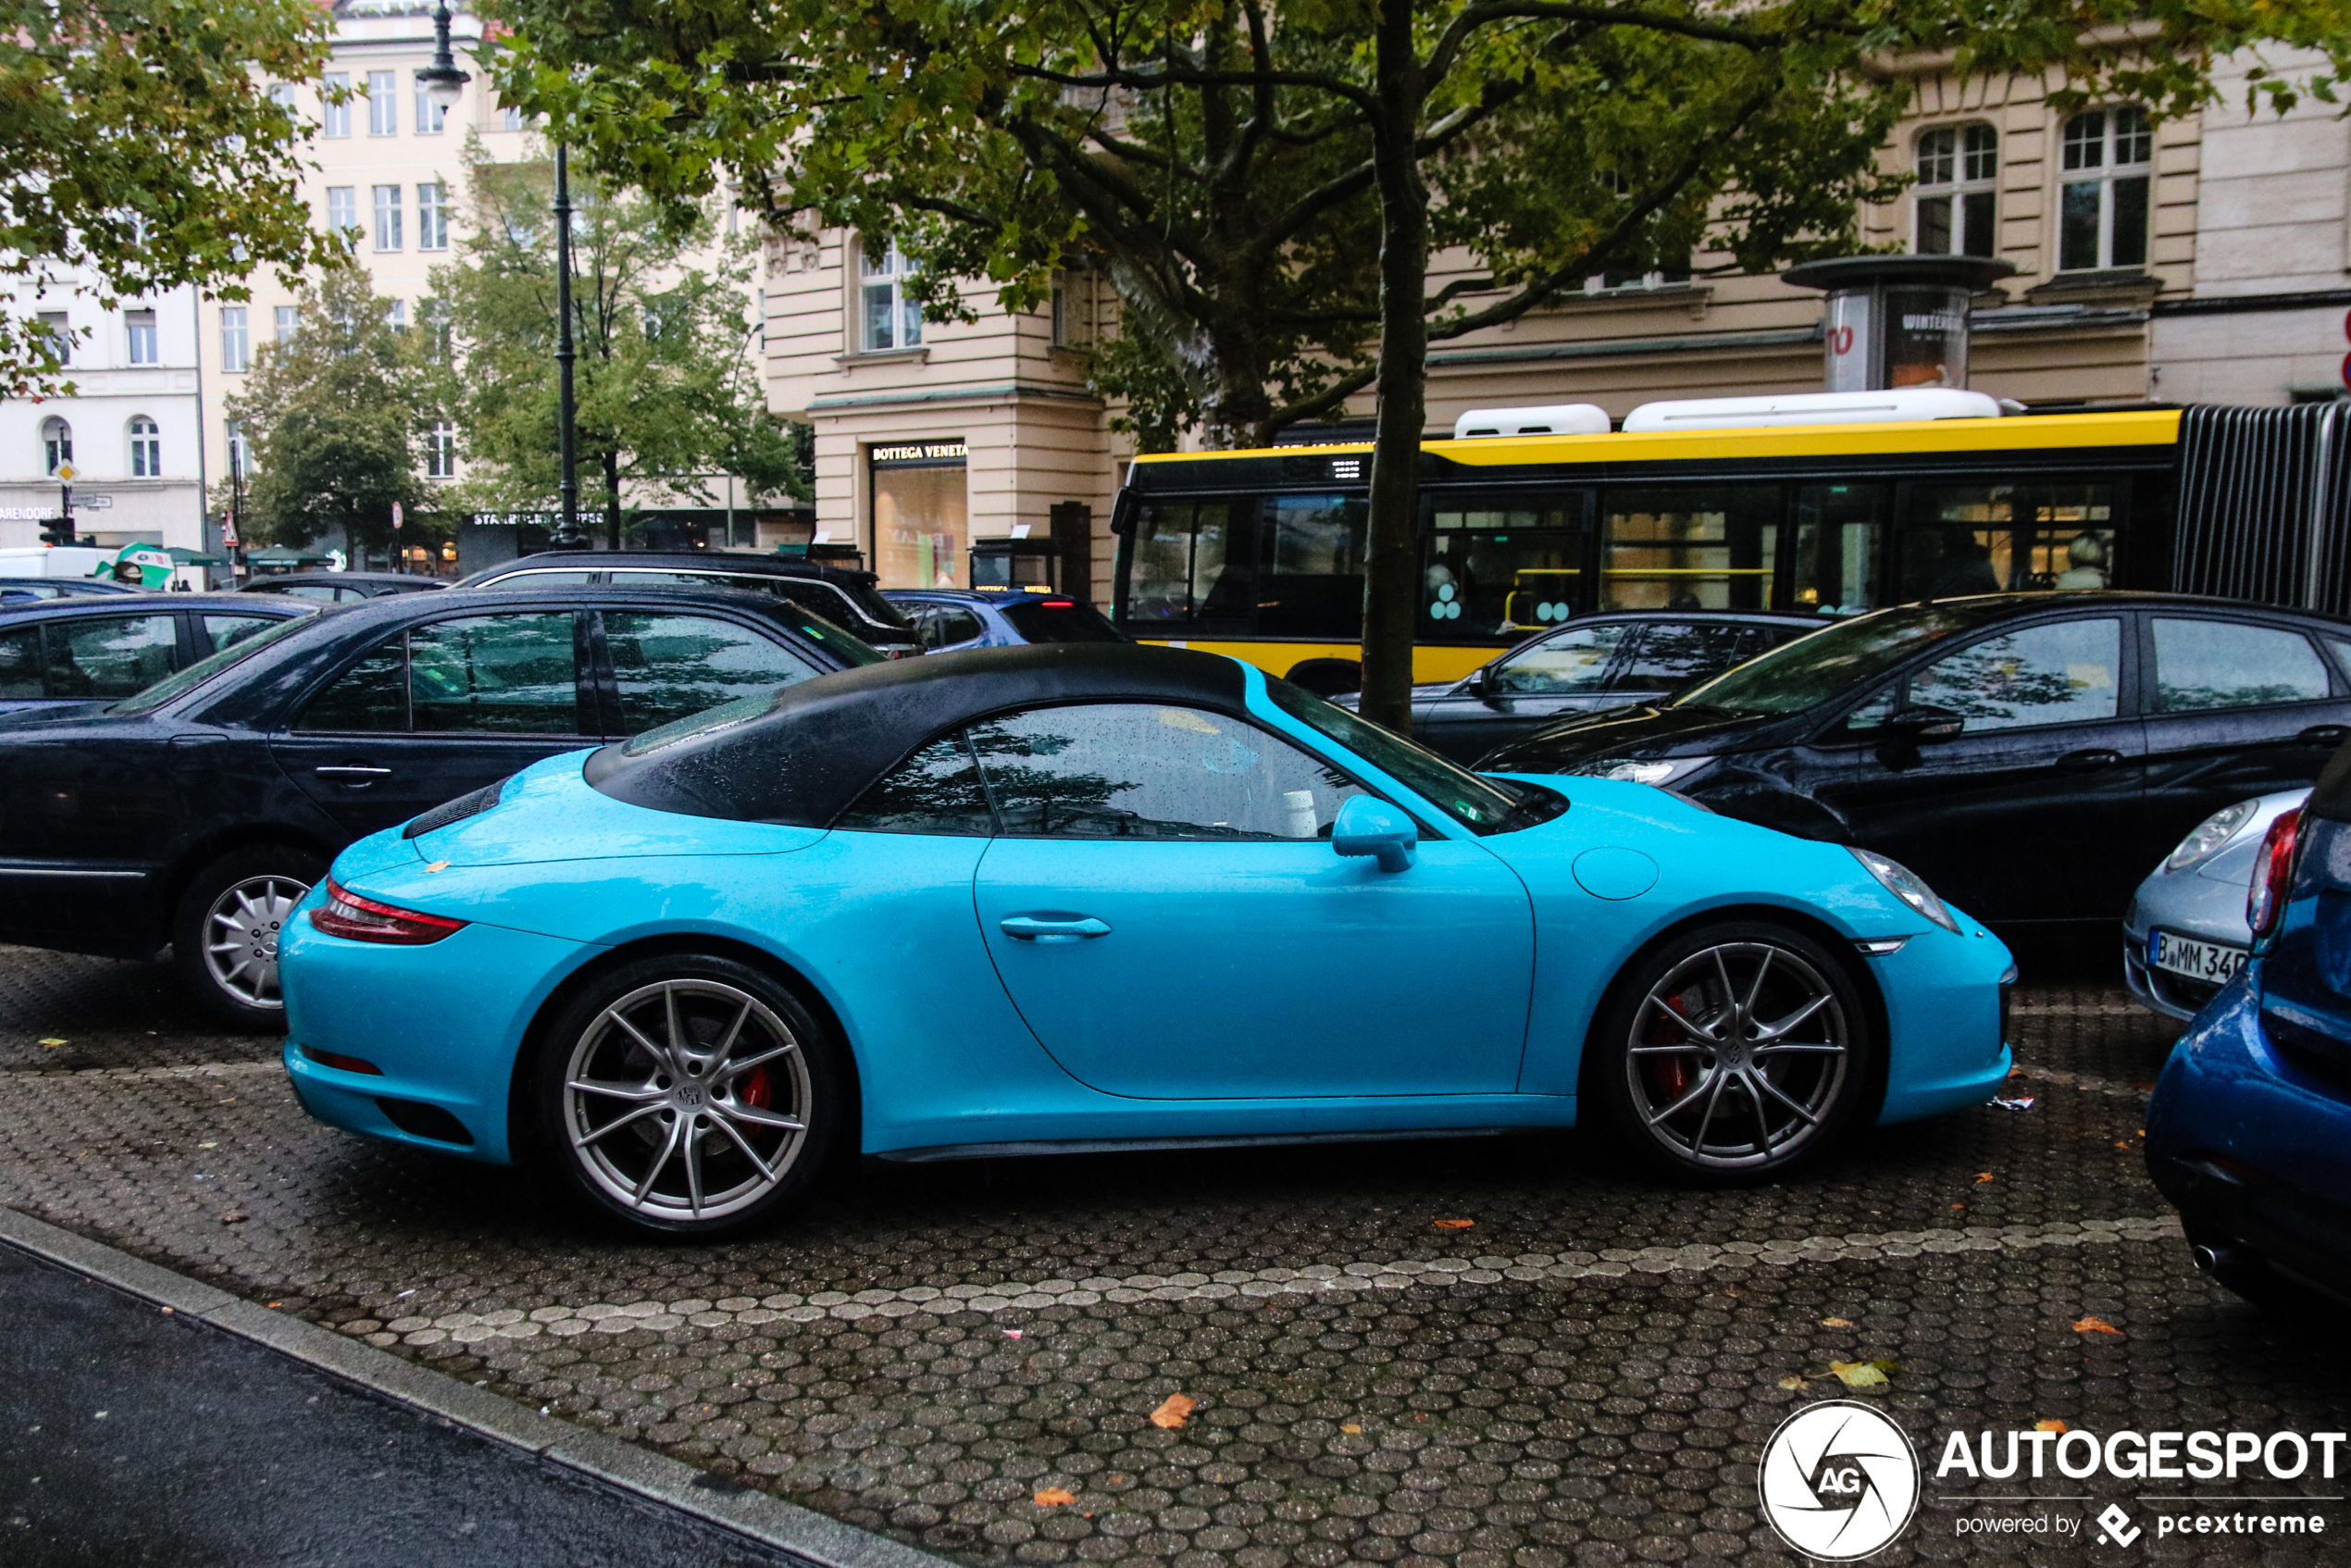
xmin=870 ymin=441 xmax=968 ymax=467
xmin=0 ymin=507 xmax=56 ymax=521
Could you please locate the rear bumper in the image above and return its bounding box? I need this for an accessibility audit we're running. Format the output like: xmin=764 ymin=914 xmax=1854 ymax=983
xmin=2146 ymin=974 xmax=2351 ymax=1302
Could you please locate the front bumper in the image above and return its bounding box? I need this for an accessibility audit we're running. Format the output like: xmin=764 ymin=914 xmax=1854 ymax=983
xmin=2146 ymin=975 xmax=2351 ymax=1303
xmin=1872 ymin=919 xmax=2016 ymax=1125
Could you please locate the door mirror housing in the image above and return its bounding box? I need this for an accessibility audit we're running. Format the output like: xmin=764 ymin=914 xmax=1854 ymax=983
xmin=1462 ymin=666 xmax=1489 ymax=698
xmin=1332 ymin=796 xmax=1418 ymax=872
xmin=1886 ymin=704 xmax=1965 ymax=742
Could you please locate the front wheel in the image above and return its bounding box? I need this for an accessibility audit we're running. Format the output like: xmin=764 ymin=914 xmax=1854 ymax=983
xmin=1587 ymin=921 xmax=1872 ymax=1181
xmin=172 ymin=845 xmax=325 ymax=1031
xmin=531 ymin=955 xmax=847 ymax=1236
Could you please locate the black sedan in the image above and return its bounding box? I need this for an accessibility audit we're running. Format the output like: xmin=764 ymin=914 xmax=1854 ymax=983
xmin=460 ymin=550 xmax=920 ymax=656
xmin=241 ymin=570 xmax=447 ymax=602
xmin=0 ymin=585 xmax=881 ymax=1027
xmin=0 ymin=594 xmax=311 ymax=716
xmin=1481 ymin=591 xmax=2351 ymax=928
xmin=0 ymin=578 xmax=142 ymax=603
xmin=1347 ymin=610 xmax=1822 ymax=764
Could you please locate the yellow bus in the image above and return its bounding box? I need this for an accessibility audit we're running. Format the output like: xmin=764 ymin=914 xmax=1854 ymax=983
xmin=1106 ymin=398 xmax=2345 ymax=690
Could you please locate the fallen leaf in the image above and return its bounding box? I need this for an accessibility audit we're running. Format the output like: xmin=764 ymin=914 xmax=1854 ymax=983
xmin=1975 ymin=1173 xmax=1995 ymax=1184
xmin=2114 ymin=1141 xmax=2132 ymax=1150
xmin=1339 ymin=1424 xmax=1362 ymax=1435
xmin=1034 ymin=1487 xmax=1077 ymax=1507
xmin=1150 ymin=1393 xmax=1197 ymax=1429
xmin=426 ymin=860 xmax=450 ymax=873
xmin=1827 ymin=1360 xmax=1896 ymax=1388
xmin=266 ymin=1301 xmax=282 ymax=1309
xmin=2035 ymin=1419 xmax=2069 ymax=1433
xmin=1952 ymin=1203 xmax=1966 ymax=1211
xmin=1821 ymin=1317 xmax=1852 ymax=1328
xmin=198 ymin=1142 xmax=218 ymax=1150
xmin=2072 ymin=1316 xmax=2123 ymax=1337
xmin=2008 ymin=1065 xmax=2028 ymax=1078
xmin=37 ymin=1038 xmax=65 ymax=1047
xmin=1778 ymin=1375 xmax=1810 ymax=1390
xmin=220 ymin=1212 xmax=248 ymax=1225
xmin=1433 ymin=1218 xmax=1475 ymax=1230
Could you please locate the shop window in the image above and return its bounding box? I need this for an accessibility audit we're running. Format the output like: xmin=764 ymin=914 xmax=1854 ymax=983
xmin=2059 ymin=107 xmax=2152 ymax=271
xmin=872 ymin=453 xmax=968 ymax=588
xmin=1916 ymin=124 xmax=1997 ymax=258
xmin=1600 ymin=486 xmax=1780 ymax=610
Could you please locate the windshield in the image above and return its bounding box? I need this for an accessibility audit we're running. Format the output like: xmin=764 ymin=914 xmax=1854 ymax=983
xmin=110 ymin=609 xmax=319 ymax=716
xmin=1003 ymin=600 xmax=1124 ymax=644
xmin=1672 ymin=604 xmax=1983 ymax=716
xmin=768 ymin=603 xmax=886 ymax=665
xmin=1265 ymin=676 xmax=1563 ymax=834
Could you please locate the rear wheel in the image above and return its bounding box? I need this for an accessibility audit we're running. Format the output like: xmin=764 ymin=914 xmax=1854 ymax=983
xmin=1588 ymin=921 xmax=1872 ymax=1180
xmin=532 ymin=955 xmax=846 ymax=1236
xmin=172 ymin=845 xmax=325 ymax=1031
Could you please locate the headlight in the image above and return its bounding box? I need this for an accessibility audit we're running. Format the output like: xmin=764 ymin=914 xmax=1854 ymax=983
xmin=2165 ymin=799 xmax=2258 ymax=871
xmin=1574 ymin=755 xmax=1713 ymax=787
xmin=1848 ymin=846 xmax=1961 ymax=934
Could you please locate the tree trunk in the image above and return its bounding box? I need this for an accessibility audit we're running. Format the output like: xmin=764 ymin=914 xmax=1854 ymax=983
xmin=603 ymin=449 xmax=623 ymax=551
xmin=1358 ymin=0 xmax=1427 ymax=737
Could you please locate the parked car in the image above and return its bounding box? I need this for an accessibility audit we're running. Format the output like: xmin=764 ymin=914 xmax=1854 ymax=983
xmin=2146 ymin=742 xmax=2351 ymax=1308
xmin=0 ymin=578 xmax=143 ymax=604
xmin=1481 ymin=592 xmax=2351 ymax=929
xmin=885 ymin=588 xmax=1126 ymax=652
xmin=460 ymin=551 xmax=920 ymax=657
xmin=0 ymin=585 xmax=882 ymax=1028
xmin=0 ymin=594 xmax=312 ymax=716
xmin=2122 ymin=788 xmax=2307 ymax=1019
xmin=1339 ymin=610 xmax=1824 ymax=765
xmin=242 ymin=571 xmax=447 ymax=603
xmin=278 ymin=643 xmax=2014 ymax=1235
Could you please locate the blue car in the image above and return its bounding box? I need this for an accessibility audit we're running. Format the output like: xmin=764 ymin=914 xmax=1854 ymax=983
xmin=280 ymin=645 xmax=2015 ymax=1235
xmin=884 ymin=588 xmax=1124 ymax=652
xmin=2146 ymin=743 xmax=2351 ymax=1307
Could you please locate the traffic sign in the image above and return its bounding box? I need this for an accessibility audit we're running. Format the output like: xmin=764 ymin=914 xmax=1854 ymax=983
xmin=53 ymin=462 xmax=76 ymax=483
xmin=392 ymin=501 xmax=404 ymax=531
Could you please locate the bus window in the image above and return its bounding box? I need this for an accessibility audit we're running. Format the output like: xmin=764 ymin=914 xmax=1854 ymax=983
xmin=1601 ymin=486 xmax=1780 ymax=611
xmin=1126 ymin=498 xmax=1256 ymax=632
xmin=1258 ymin=495 xmax=1367 ymax=639
xmin=1426 ymin=498 xmax=1586 ymax=638
xmin=1900 ymin=483 xmax=2117 ymax=602
xmin=1791 ymin=483 xmax=1887 ymax=616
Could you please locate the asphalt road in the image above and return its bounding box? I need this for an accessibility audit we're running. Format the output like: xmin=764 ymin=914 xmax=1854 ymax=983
xmin=0 ymin=1240 xmax=817 ymax=1567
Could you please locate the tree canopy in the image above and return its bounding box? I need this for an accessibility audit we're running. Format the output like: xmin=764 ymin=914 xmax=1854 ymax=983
xmin=2 ymin=0 xmax=347 ymax=395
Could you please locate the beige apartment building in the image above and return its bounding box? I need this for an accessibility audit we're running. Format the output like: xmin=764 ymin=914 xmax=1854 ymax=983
xmin=767 ymin=52 xmax=2351 ymax=604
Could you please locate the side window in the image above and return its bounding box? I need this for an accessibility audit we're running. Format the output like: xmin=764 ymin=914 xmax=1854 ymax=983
xmin=1839 ymin=682 xmax=1903 ymax=735
xmin=968 ymin=703 xmax=1367 ymax=840
xmin=298 ymin=638 xmax=408 ymax=731
xmin=408 ymin=614 xmax=584 ymax=733
xmin=602 ymin=612 xmax=823 ymax=733
xmin=46 ymin=614 xmax=180 ymax=699
xmin=0 ymin=626 xmax=43 ymax=699
xmin=1611 ymin=622 xmax=1758 ymax=695
xmin=928 ymin=610 xmax=985 ymax=648
xmin=2153 ymin=618 xmax=2332 ymax=712
xmin=280 ymin=584 xmax=341 ymax=602
xmin=202 ymin=614 xmax=280 ymax=653
xmin=497 ymin=568 xmax=599 ymax=587
xmin=1492 ymin=624 xmax=1630 ymax=695
xmin=833 ymin=734 xmax=996 ymax=836
xmin=1908 ymin=617 xmax=2122 ymax=732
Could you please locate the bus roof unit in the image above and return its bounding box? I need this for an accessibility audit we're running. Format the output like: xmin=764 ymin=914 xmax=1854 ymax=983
xmin=1451 ymin=404 xmax=1612 ymax=440
xmin=1622 ymin=388 xmax=2005 ymax=430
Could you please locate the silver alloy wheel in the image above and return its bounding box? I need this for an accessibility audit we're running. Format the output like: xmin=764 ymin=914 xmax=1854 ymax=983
xmin=562 ymin=978 xmax=812 ymax=1224
xmin=1623 ymin=940 xmax=1849 ymax=1170
xmin=202 ymin=874 xmax=310 ymax=1011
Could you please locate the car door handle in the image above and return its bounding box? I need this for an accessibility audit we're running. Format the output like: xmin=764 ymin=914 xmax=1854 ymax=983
xmin=1000 ymin=915 xmax=1112 ymax=943
xmin=2055 ymin=748 xmax=2123 ymax=772
xmin=2300 ymin=725 xmax=2349 ymax=747
xmin=314 ymin=765 xmax=392 ymax=786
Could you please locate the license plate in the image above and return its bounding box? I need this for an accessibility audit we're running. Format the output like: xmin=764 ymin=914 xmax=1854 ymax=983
xmin=2149 ymin=929 xmax=2248 ymax=984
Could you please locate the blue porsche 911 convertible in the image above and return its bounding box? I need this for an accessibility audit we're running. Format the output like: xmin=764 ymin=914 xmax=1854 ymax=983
xmin=280 ymin=645 xmax=2014 ymax=1235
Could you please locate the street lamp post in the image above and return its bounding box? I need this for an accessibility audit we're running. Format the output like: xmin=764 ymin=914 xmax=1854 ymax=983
xmin=552 ymin=143 xmax=582 ymax=549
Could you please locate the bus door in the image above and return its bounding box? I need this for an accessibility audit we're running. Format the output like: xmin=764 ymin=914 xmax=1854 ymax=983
xmin=1599 ymin=485 xmax=1781 ymax=611
xmin=1422 ymin=492 xmax=1591 ymax=640
xmin=1788 ymin=482 xmax=1890 ymax=616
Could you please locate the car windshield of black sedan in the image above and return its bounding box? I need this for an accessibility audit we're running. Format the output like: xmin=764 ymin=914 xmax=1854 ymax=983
xmin=109 ymin=608 xmax=320 ymax=716
xmin=1265 ymin=678 xmax=1563 ymax=834
xmin=1671 ymin=604 xmax=1982 ymax=716
xmin=767 ymin=604 xmax=887 ymax=666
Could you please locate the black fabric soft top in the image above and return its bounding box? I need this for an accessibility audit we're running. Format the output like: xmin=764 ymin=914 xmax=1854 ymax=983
xmin=584 ymin=642 xmax=1252 ymax=826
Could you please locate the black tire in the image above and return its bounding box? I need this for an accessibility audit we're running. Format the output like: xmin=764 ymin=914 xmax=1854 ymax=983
xmin=1586 ymin=920 xmax=1873 ymax=1182
xmin=529 ymin=953 xmax=848 ymax=1237
xmin=172 ymin=844 xmax=327 ymax=1032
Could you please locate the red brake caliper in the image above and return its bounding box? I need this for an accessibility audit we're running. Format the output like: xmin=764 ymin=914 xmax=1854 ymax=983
xmin=740 ymin=1066 xmax=772 ymax=1111
xmin=1649 ymin=993 xmax=1693 ymax=1100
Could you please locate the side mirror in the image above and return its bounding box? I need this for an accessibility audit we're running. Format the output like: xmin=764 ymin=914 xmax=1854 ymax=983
xmin=1886 ymin=704 xmax=1965 ymax=742
xmin=1462 ymin=666 xmax=1488 ymax=698
xmin=1332 ymin=796 xmax=1418 ymax=873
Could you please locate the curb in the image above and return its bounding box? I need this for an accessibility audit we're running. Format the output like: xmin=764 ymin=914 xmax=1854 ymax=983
xmin=0 ymin=1204 xmax=952 ymax=1568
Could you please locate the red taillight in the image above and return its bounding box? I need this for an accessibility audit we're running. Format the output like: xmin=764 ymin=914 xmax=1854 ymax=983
xmin=2247 ymin=806 xmax=2304 ymax=939
xmin=308 ymin=877 xmax=466 ymax=945
xmin=301 ymin=1046 xmax=382 ymax=1076
xmin=1039 ymin=600 xmax=1076 ymax=608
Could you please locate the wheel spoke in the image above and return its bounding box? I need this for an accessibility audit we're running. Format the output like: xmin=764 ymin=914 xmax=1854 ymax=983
xmin=709 ymin=998 xmax=754 ymax=1068
xmin=1643 ymin=996 xmax=1718 ymax=1045
xmin=718 ymin=1101 xmax=806 ymax=1134
xmin=683 ymin=1118 xmax=706 ymax=1217
xmin=567 ymin=1076 xmax=663 ymax=1102
xmin=1740 ymin=947 xmax=1775 ymax=1016
xmin=1746 ymin=1066 xmax=1822 ymax=1125
xmin=718 ymin=1041 xmax=798 ymax=1080
xmin=631 ymin=1116 xmax=684 ymax=1207
xmin=1688 ymin=1069 xmax=1730 ymax=1152
xmin=1627 ymin=1042 xmax=1708 ymax=1057
xmin=1645 ymin=1064 xmax=1723 ymax=1127
xmin=1710 ymin=948 xmax=1737 ymax=1015
xmin=708 ymin=1114 xmax=778 ymax=1183
xmin=603 ymin=1007 xmax=670 ymax=1070
xmin=1755 ymin=992 xmax=1832 ymax=1041
xmin=1754 ymin=1041 xmax=1845 ymax=1055
xmin=572 ymin=1102 xmax=663 ymax=1149
xmin=664 ymin=983 xmax=686 ymax=1060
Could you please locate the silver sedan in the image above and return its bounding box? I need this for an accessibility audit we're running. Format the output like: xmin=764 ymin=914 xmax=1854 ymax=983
xmin=2123 ymin=789 xmax=2307 ymax=1019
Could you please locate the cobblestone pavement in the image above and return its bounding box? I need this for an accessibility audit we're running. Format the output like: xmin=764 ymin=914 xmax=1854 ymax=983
xmin=2 ymin=945 xmax=2346 ymax=1566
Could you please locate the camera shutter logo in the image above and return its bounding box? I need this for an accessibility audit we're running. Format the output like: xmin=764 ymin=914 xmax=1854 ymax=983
xmin=1759 ymin=1400 xmax=1921 ymax=1560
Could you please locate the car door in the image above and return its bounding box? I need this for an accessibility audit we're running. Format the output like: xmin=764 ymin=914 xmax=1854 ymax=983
xmin=968 ymin=701 xmax=1535 ymax=1098
xmin=1416 ymin=621 xmax=1636 ymax=764
xmin=2138 ymin=613 xmax=2351 ymax=868
xmin=1808 ymin=613 xmax=2144 ymax=924
xmin=268 ymin=610 xmax=599 ymax=837
xmin=592 ymin=606 xmax=831 ymax=735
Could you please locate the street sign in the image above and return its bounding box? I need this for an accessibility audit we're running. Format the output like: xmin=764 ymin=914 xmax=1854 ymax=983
xmin=53 ymin=462 xmax=76 ymax=483
xmin=392 ymin=501 xmax=404 ymax=531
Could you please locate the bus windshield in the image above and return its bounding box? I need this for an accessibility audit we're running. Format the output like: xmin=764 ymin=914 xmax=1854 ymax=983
xmin=1671 ymin=604 xmax=1987 ymax=716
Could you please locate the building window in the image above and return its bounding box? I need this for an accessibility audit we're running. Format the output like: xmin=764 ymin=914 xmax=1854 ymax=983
xmin=322 ymin=72 xmax=351 ymax=137
xmin=426 ymin=421 xmax=456 ymax=479
xmin=413 ymin=73 xmax=446 ymax=134
xmin=274 ymin=305 xmax=300 ymax=343
xmin=267 ymin=83 xmax=296 ymax=111
xmin=126 ymin=309 xmax=157 ymax=365
xmin=226 ymin=419 xmax=251 ymax=479
xmin=326 ymin=186 xmax=360 ymax=238
xmin=2059 ymin=106 xmax=2153 ymax=271
xmin=496 ymin=103 xmax=523 ymax=131
xmin=35 ymin=311 xmax=68 ymax=367
xmin=858 ymin=241 xmax=922 ymax=353
xmin=1915 ymin=124 xmax=1997 ymax=258
xmin=128 ymin=417 xmax=161 ymax=478
xmin=417 ymin=182 xmax=448 ymax=250
xmin=41 ymin=417 xmax=71 ymax=476
xmin=367 ymin=69 xmax=397 ymax=135
xmin=373 ymin=185 xmax=403 ymax=252
xmin=221 ymin=307 xmax=249 ymax=372
xmin=385 ymin=299 xmax=407 ymax=333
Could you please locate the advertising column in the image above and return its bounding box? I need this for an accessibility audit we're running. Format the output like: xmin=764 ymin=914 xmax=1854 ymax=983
xmin=870 ymin=441 xmax=970 ymax=589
